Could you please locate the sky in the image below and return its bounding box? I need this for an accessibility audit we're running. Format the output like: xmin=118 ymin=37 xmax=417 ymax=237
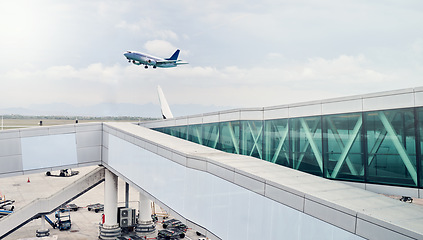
xmin=0 ymin=0 xmax=422 ymax=116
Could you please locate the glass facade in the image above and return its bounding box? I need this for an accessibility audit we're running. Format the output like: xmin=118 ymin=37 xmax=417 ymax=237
xmin=154 ymin=107 xmax=423 ymax=188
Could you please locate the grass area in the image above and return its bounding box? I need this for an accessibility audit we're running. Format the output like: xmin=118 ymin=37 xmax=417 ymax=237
xmin=0 ymin=115 xmax=158 ymax=130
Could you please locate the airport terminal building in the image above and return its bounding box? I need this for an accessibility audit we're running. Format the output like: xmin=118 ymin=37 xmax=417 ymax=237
xmin=2 ymin=87 xmax=423 ymax=240
xmin=145 ymin=87 xmax=423 ymax=191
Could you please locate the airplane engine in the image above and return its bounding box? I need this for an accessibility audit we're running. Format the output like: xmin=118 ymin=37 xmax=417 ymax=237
xmin=147 ymin=59 xmax=156 ymax=65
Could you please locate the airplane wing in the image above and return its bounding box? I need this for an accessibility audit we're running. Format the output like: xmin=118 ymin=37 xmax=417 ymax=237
xmin=156 ymin=60 xmax=189 ymax=66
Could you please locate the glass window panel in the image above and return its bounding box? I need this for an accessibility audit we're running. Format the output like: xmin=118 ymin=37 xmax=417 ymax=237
xmin=365 ymin=109 xmax=417 ymax=187
xmin=218 ymin=121 xmax=240 ymax=154
xmin=264 ymin=119 xmax=290 ymax=167
xmin=418 ymin=107 xmax=423 ymax=188
xmin=240 ymin=121 xmax=263 ymax=159
xmin=188 ymin=124 xmax=202 ymax=144
xmin=202 ymin=123 xmax=220 ymax=149
xmin=171 ymin=126 xmax=188 ymax=140
xmin=290 ymin=116 xmax=323 ymax=177
xmin=323 ymin=113 xmax=364 ymax=182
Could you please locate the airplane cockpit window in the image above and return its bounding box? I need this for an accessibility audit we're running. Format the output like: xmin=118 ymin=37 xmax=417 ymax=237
xmin=127 ymin=51 xmax=132 ymax=53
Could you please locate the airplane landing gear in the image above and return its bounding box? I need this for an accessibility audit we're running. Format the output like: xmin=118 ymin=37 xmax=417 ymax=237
xmin=144 ymin=65 xmax=148 ymax=69
xmin=153 ymin=66 xmax=156 ymax=69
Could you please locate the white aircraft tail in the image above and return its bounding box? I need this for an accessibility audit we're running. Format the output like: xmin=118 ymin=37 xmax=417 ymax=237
xmin=157 ymin=85 xmax=174 ymax=119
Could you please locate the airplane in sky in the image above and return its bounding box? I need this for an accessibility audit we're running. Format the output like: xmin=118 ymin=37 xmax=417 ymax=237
xmin=123 ymin=49 xmax=188 ymax=68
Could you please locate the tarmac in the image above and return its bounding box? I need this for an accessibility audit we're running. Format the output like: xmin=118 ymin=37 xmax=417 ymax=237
xmin=2 ymin=165 xmax=421 ymax=240
xmin=0 ymin=166 xmax=202 ymax=240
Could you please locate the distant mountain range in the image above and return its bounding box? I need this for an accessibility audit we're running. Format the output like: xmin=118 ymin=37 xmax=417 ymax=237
xmin=0 ymin=103 xmax=231 ymax=118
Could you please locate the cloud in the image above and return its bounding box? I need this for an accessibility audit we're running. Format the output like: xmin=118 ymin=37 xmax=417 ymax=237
xmin=1 ymin=53 xmax=421 ymax=112
xmin=144 ymin=40 xmax=179 ymax=56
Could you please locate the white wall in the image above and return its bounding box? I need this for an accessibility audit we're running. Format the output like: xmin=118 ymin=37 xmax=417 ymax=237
xmin=107 ymin=134 xmax=364 ymax=240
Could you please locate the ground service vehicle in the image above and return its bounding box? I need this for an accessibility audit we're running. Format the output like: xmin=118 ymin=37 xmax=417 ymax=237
xmin=87 ymin=203 xmax=104 ymax=213
xmin=162 ymin=218 xmax=187 ymax=232
xmin=157 ymin=229 xmax=185 ymax=240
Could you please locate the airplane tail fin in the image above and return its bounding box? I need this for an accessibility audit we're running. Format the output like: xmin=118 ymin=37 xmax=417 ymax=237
xmin=157 ymin=85 xmax=174 ymax=119
xmin=165 ymin=49 xmax=180 ymax=61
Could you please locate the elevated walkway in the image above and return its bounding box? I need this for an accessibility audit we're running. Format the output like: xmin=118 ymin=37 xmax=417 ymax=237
xmin=0 ymin=122 xmax=423 ymax=239
xmin=0 ymin=167 xmax=105 ymax=239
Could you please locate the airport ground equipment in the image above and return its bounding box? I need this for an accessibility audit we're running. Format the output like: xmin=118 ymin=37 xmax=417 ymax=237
xmin=0 ymin=167 xmax=105 ymax=239
xmin=162 ymin=218 xmax=187 ymax=232
xmin=87 ymin=203 xmax=104 ymax=213
xmin=46 ymin=169 xmax=79 ymax=177
xmin=400 ymin=196 xmax=413 ymax=203
xmin=44 ymin=215 xmax=56 ymax=228
xmin=0 ymin=210 xmax=13 ymax=219
xmin=157 ymin=228 xmax=185 ymax=239
xmin=117 ymin=235 xmax=143 ymax=240
xmin=0 ymin=200 xmax=15 ymax=211
xmin=60 ymin=203 xmax=78 ymax=211
xmin=55 ymin=209 xmax=71 ymax=230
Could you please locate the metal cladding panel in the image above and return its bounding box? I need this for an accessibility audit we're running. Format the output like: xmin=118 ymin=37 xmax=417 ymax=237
xmin=240 ymin=109 xmax=263 ymax=121
xmin=0 ymin=131 xmax=20 ymax=140
xmin=77 ymin=146 xmax=101 ymax=164
xmin=363 ymin=93 xmax=415 ymax=112
xmin=289 ymin=103 xmax=322 ymax=118
xmin=263 ymin=107 xmax=289 ymax=120
xmin=356 ymin=218 xmax=414 ymax=240
xmin=187 ymin=116 xmax=203 ymax=125
xmin=21 ymin=133 xmax=77 ymax=171
xmin=415 ymin=90 xmax=423 ymax=107
xmin=48 ymin=125 xmax=76 ymax=135
xmin=202 ymin=113 xmax=219 ymax=124
xmin=0 ymin=155 xmax=23 ymax=174
xmin=160 ymin=119 xmax=177 ymax=127
xmin=19 ymin=128 xmax=50 ymax=138
xmin=174 ymin=117 xmax=188 ymax=126
xmin=304 ymin=198 xmax=356 ymax=233
xmin=0 ymin=138 xmax=21 ymax=158
xmin=138 ymin=121 xmax=163 ymax=129
xmin=76 ymin=130 xmax=102 ymax=148
xmin=75 ymin=123 xmax=102 ymax=132
xmin=219 ymin=110 xmax=240 ymax=122
xmin=322 ymin=99 xmax=363 ymax=115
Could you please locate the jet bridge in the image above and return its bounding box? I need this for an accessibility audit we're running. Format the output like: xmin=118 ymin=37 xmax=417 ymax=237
xmin=0 ymin=122 xmax=423 ymax=239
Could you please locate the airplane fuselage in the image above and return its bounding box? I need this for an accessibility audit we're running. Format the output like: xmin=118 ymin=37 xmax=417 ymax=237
xmin=123 ymin=49 xmax=187 ymax=68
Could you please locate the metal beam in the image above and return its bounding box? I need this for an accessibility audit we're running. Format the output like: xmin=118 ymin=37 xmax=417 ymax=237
xmin=294 ymin=119 xmax=319 ymax=170
xmin=247 ymin=122 xmax=263 ymax=159
xmin=299 ymin=119 xmax=323 ymax=172
xmin=378 ymin=112 xmax=418 ymax=185
xmin=330 ymin=116 xmax=362 ymax=178
xmin=228 ymin=122 xmax=239 ymax=154
xmin=271 ymin=124 xmax=289 ymax=164
xmin=195 ymin=126 xmax=203 ymax=145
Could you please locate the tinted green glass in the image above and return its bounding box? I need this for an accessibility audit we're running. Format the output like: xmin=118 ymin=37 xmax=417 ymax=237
xmin=188 ymin=124 xmax=202 ymax=144
xmin=264 ymin=119 xmax=290 ymax=167
xmin=323 ymin=113 xmax=364 ymax=181
xmin=290 ymin=116 xmax=323 ymax=176
xmin=172 ymin=126 xmax=188 ymax=140
xmin=240 ymin=121 xmax=263 ymax=159
xmin=201 ymin=123 xmax=220 ymax=149
xmin=366 ymin=109 xmax=417 ymax=187
xmin=418 ymin=107 xmax=423 ymax=188
xmin=218 ymin=121 xmax=240 ymax=154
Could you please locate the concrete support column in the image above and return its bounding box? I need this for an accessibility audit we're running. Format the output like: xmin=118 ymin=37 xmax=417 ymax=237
xmin=135 ymin=192 xmax=156 ymax=236
xmin=125 ymin=182 xmax=129 ymax=208
xmin=99 ymin=169 xmax=120 ymax=239
xmin=36 ymin=215 xmax=49 ymax=237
